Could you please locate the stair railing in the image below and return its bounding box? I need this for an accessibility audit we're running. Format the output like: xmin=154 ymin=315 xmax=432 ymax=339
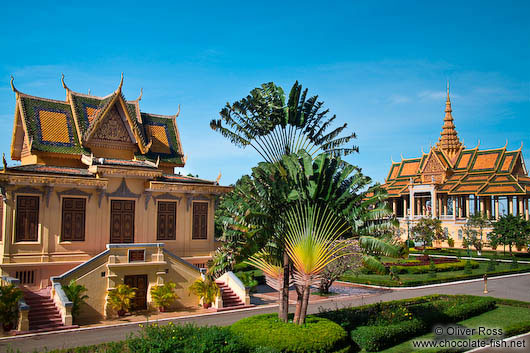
xmin=1 ymin=276 xmax=30 ymax=331
xmin=50 ymin=277 xmax=73 ymax=326
xmin=217 ymin=271 xmax=250 ymax=306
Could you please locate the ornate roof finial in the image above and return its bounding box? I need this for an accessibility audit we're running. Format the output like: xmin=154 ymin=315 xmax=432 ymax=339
xmin=136 ymin=88 xmax=143 ymax=101
xmin=61 ymin=73 xmax=69 ymax=90
xmin=400 ymin=153 xmax=404 ymax=160
xmin=88 ymin=88 xmax=91 ymax=95
xmin=175 ymin=104 xmax=181 ymax=118
xmin=435 ymin=82 xmax=462 ymax=162
xmin=503 ymin=139 xmax=508 ymax=149
xmin=10 ymin=76 xmax=18 ymax=94
xmin=518 ymin=141 xmax=523 ymax=151
xmin=216 ymin=171 xmax=222 ymax=184
xmin=116 ymin=72 xmax=124 ymax=93
xmin=391 ymin=156 xmax=395 ymax=164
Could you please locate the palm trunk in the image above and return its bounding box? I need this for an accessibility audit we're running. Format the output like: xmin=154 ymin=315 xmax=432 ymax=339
xmin=298 ymin=283 xmax=311 ymax=325
xmin=293 ymin=284 xmax=303 ymax=324
xmin=278 ymin=251 xmax=290 ymax=322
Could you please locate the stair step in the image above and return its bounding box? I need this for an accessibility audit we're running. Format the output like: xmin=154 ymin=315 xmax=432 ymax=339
xmin=216 ymin=304 xmax=254 ymax=312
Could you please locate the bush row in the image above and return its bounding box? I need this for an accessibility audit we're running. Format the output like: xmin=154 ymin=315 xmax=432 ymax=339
xmin=348 ymin=296 xmax=496 ymax=351
xmin=342 ymin=266 xmax=530 ymax=287
xmin=392 ymin=260 xmax=479 ymax=274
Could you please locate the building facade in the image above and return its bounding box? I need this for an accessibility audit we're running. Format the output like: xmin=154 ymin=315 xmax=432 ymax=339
xmin=0 ymin=75 xmax=232 ymax=323
xmin=382 ymin=87 xmax=530 ymax=246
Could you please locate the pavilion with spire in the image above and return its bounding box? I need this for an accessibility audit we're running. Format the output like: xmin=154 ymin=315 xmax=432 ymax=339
xmin=382 ymin=84 xmax=530 ymax=245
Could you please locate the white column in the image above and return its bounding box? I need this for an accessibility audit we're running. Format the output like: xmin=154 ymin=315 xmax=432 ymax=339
xmin=495 ymin=196 xmax=500 ymax=220
xmin=452 ymin=197 xmax=456 ymax=220
xmin=409 ymin=190 xmax=415 ymax=218
xmin=518 ymin=197 xmax=524 ymax=217
xmin=466 ymin=196 xmax=470 ymax=218
xmin=508 ymin=197 xmax=513 ymax=215
xmin=431 ymin=189 xmax=437 ymax=219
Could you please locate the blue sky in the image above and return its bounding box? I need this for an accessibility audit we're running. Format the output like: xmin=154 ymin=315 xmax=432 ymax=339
xmin=1 ymin=1 xmax=528 ymax=185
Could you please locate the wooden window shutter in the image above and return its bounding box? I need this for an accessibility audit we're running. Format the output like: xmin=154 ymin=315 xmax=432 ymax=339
xmin=61 ymin=198 xmax=86 ymax=241
xmin=157 ymin=201 xmax=176 ymax=240
xmin=15 ymin=196 xmax=39 ymax=242
xmin=192 ymin=202 xmax=208 ymax=239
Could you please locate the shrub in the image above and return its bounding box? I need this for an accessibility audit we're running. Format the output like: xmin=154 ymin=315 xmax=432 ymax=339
xmin=464 ymin=260 xmax=473 ymax=274
xmin=107 ymin=284 xmax=136 ymax=316
xmin=63 ymin=280 xmax=89 ymax=323
xmin=428 ymin=260 xmax=437 ymax=278
xmin=150 ymin=282 xmax=179 ymax=311
xmin=510 ymin=257 xmax=519 ymax=269
xmin=188 ymin=278 xmax=220 ymax=307
xmin=320 ymin=295 xmax=496 ymax=352
xmin=393 ymin=260 xmax=479 ymax=274
xmin=128 ymin=322 xmax=245 ymax=353
xmin=487 ymin=258 xmax=496 ymax=272
xmin=231 ymin=313 xmax=350 ymax=352
xmin=351 ymin=319 xmax=425 ymax=351
xmin=447 ymin=237 xmax=455 ymax=247
xmin=0 ymin=284 xmax=23 ymax=331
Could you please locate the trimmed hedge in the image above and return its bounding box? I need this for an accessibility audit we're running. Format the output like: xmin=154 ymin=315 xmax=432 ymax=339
xmin=230 ymin=314 xmax=350 ymax=353
xmin=341 ymin=266 xmax=530 ymax=287
xmin=319 ymin=295 xmax=497 ymax=352
xmin=393 ymin=260 xmax=480 ymax=274
xmin=350 ymin=296 xmax=496 ymax=351
xmin=351 ymin=319 xmax=425 ymax=352
xmin=127 ymin=323 xmax=245 ymax=353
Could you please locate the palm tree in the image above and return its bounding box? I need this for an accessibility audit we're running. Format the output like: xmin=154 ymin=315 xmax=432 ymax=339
xmin=210 ymin=81 xmax=358 ymax=164
xmin=63 ymin=280 xmax=89 ymax=323
xmin=188 ymin=278 xmax=220 ymax=309
xmin=107 ymin=284 xmax=136 ymax=317
xmin=214 ymin=150 xmax=396 ymax=322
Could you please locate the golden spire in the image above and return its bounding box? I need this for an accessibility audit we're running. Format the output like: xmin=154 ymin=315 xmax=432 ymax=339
xmin=435 ymin=81 xmax=463 ymax=161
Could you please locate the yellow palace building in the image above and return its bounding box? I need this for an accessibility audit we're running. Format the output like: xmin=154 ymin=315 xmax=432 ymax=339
xmin=0 ymin=75 xmax=241 ymax=331
xmin=382 ymin=86 xmax=530 ymax=246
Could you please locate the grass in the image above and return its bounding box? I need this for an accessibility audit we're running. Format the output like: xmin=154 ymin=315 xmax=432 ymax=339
xmin=379 ymin=305 xmax=530 ymax=353
xmin=341 ymin=261 xmax=530 ymax=287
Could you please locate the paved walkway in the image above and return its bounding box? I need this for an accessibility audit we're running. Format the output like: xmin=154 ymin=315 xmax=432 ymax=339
xmin=1 ymin=273 xmax=529 ymax=353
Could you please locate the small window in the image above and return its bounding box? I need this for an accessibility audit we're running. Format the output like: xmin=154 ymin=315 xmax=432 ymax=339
xmin=192 ymin=202 xmax=208 ymax=240
xmin=61 ymin=198 xmax=86 ymax=241
xmin=157 ymin=201 xmax=176 ymax=240
xmin=15 ymin=270 xmax=35 ymax=285
xmin=15 ymin=196 xmax=39 ymax=242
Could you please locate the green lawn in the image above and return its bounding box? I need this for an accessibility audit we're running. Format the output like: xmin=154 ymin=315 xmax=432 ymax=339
xmin=341 ymin=261 xmax=530 ymax=287
xmin=379 ymin=305 xmax=530 ymax=353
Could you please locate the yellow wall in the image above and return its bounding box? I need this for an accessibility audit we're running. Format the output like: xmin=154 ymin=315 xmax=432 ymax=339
xmin=59 ymin=245 xmax=201 ymax=321
xmin=0 ymin=174 xmax=218 ymax=287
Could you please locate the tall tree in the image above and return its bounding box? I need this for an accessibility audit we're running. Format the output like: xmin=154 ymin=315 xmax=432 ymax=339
xmin=212 ymin=150 xmax=397 ymax=321
xmin=410 ymin=217 xmax=444 ymax=250
xmin=489 ymin=214 xmax=529 ymax=256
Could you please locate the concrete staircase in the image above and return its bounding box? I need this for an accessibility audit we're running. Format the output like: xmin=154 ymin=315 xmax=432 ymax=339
xmin=22 ymin=288 xmax=77 ymax=333
xmin=215 ymin=281 xmax=252 ymax=312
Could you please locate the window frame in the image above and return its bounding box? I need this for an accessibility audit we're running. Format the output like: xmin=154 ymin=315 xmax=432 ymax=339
xmin=15 ymin=195 xmax=40 ymax=243
xmin=60 ymin=197 xmax=87 ymax=242
xmin=156 ymin=201 xmax=177 ymax=241
xmin=191 ymin=201 xmax=208 ymax=240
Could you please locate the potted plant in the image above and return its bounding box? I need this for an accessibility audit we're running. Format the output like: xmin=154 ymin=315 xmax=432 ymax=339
xmin=0 ymin=284 xmax=23 ymax=332
xmin=63 ymin=280 xmax=89 ymax=323
xmin=107 ymin=284 xmax=136 ymax=317
xmin=188 ymin=278 xmax=219 ymax=309
xmin=150 ymin=282 xmax=179 ymax=312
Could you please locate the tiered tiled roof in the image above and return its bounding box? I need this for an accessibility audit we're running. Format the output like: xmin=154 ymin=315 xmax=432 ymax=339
xmin=10 ymin=75 xmax=184 ymax=166
xmin=383 ymin=88 xmax=529 ymax=197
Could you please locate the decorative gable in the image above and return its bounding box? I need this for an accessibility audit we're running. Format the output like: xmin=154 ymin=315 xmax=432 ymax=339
xmin=421 ymin=149 xmax=447 ymax=184
xmin=91 ymin=105 xmax=134 ymax=144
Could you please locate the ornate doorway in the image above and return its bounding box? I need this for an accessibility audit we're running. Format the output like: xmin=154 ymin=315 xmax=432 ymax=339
xmin=124 ymin=274 xmax=148 ymax=310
